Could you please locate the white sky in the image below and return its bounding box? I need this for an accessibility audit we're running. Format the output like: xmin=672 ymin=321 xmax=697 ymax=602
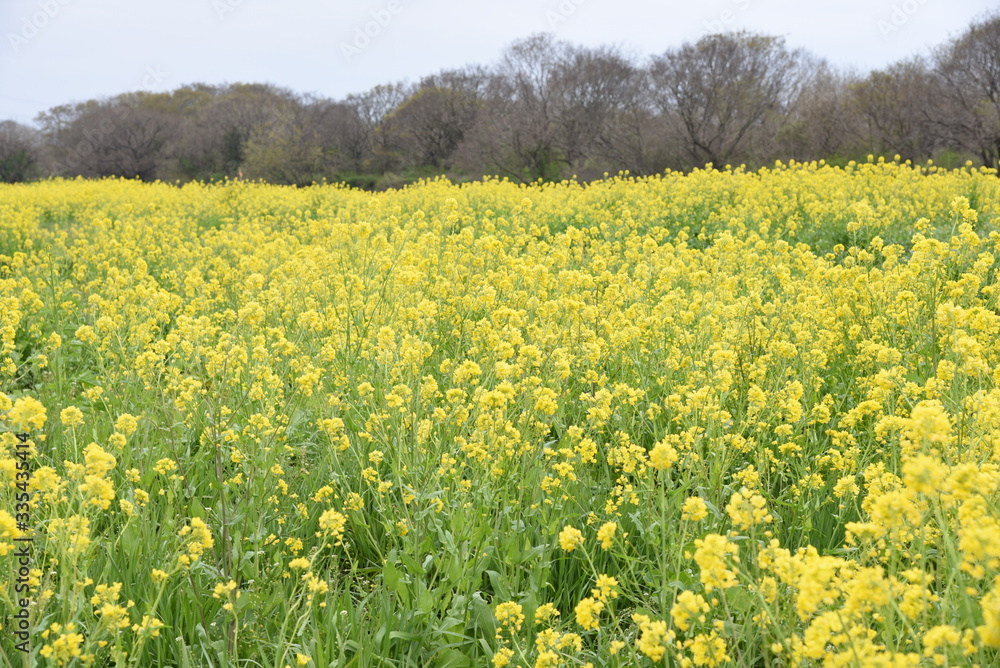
xmin=1 ymin=0 xmax=996 ymax=125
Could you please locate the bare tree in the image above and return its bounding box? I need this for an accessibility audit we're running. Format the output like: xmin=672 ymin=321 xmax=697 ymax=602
xmin=934 ymin=10 xmax=1000 ymax=167
xmin=314 ymin=100 xmax=369 ymax=173
xmin=39 ymin=94 xmax=177 ymax=180
xmin=380 ymin=67 xmax=485 ymax=169
xmin=202 ymin=84 xmax=295 ymax=177
xmin=848 ymin=58 xmax=943 ymax=162
xmin=241 ymin=101 xmax=320 ymax=185
xmin=778 ymin=63 xmax=864 ymax=162
xmin=345 ymin=82 xmax=411 ymax=172
xmin=649 ymin=32 xmax=808 ymax=167
xmin=0 ymin=120 xmax=41 ymax=182
xmin=459 ymin=33 xmax=571 ymax=181
xmin=302 ymin=98 xmax=368 ymax=174
xmin=549 ymin=44 xmax=645 ymax=175
xmin=151 ymin=83 xmax=225 ymax=180
xmin=25 ymin=15 xmax=1000 ymax=184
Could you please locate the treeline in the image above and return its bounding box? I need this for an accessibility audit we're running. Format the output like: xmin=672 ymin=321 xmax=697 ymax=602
xmin=3 ymin=11 xmax=1000 ymax=187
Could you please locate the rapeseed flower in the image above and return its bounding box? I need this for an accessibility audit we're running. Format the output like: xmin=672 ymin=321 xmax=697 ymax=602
xmin=11 ymin=162 xmax=1000 ymax=666
xmin=671 ymin=590 xmax=709 ymax=632
xmin=0 ymin=509 xmax=22 ymax=555
xmin=495 ymin=601 xmax=524 ymax=632
xmin=682 ymin=496 xmax=709 ymax=522
xmin=633 ymin=613 xmax=672 ymax=662
xmin=693 ymin=534 xmax=739 ymax=592
xmin=39 ymin=623 xmax=84 ymax=666
xmin=558 ymin=525 xmax=584 ymax=552
xmin=726 ymin=487 xmax=773 ymax=531
xmin=574 ymin=596 xmax=603 ymax=630
xmin=596 ymin=521 xmax=617 ymax=549
xmin=6 ymin=395 xmax=46 ymax=430
xmin=59 ymin=406 xmax=84 ymax=427
xmin=318 ymin=509 xmax=347 ymax=545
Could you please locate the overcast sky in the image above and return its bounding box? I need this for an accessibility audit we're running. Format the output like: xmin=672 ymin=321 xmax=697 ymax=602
xmin=1 ymin=0 xmax=996 ymax=125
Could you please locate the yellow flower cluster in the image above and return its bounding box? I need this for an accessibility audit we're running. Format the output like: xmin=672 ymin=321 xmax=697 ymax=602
xmin=178 ymin=517 xmax=214 ymax=567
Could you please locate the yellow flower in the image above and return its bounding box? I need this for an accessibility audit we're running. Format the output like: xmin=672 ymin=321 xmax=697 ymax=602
xmin=115 ymin=413 xmax=139 ymax=437
xmin=649 ymin=439 xmax=679 ymax=470
xmin=132 ymin=615 xmax=165 ymax=637
xmin=83 ymin=442 xmax=117 ymax=477
xmin=47 ymin=515 xmax=91 ymax=555
xmin=726 ymin=487 xmax=773 ymax=531
xmin=978 ymin=579 xmax=1000 ymax=647
xmin=81 ymin=386 xmax=103 ymax=402
xmin=95 ymin=602 xmax=132 ymax=630
xmin=153 ymin=458 xmax=177 ymax=475
xmin=79 ymin=475 xmax=115 ymax=509
xmin=689 ymin=631 xmax=730 ymax=667
xmin=29 ymin=466 xmax=63 ymax=496
xmin=494 ymin=601 xmax=524 ymax=632
xmin=596 ymin=521 xmax=617 ymax=549
xmin=693 ymin=534 xmax=739 ymax=592
xmin=345 ymin=492 xmax=365 ymax=512
xmin=633 ymin=613 xmax=672 ymax=662
xmin=574 ymin=596 xmax=604 ymax=630
xmin=59 ymin=406 xmax=84 ymax=427
xmin=902 ymin=453 xmax=947 ymax=496
xmin=534 ymin=602 xmax=560 ymax=624
xmin=39 ymin=623 xmax=84 ymax=666
xmin=904 ymin=400 xmax=952 ymax=448
xmin=832 ymin=475 xmax=859 ymax=499
xmin=6 ymin=395 xmax=46 ymax=431
xmin=558 ymin=525 xmax=584 ymax=552
xmin=318 ymin=509 xmax=347 ymax=545
xmin=312 ymin=485 xmax=335 ymax=502
xmin=0 ymin=510 xmax=23 ymax=555
xmin=671 ymin=590 xmax=710 ymax=632
xmin=212 ymin=580 xmax=239 ymax=599
xmin=592 ymin=574 xmax=618 ymax=602
xmin=492 ymin=647 xmax=514 ymax=668
xmin=75 ymin=324 xmax=98 ymax=344
xmin=179 ymin=517 xmax=214 ymax=565
xmin=923 ymin=624 xmax=961 ymax=658
xmin=682 ymin=496 xmax=709 ymax=522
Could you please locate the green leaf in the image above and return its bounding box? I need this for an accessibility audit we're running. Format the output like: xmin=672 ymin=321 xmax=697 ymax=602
xmin=471 ymin=593 xmax=497 ymax=638
xmin=383 ymin=558 xmax=401 ymax=592
xmin=433 ymin=648 xmax=472 ymax=668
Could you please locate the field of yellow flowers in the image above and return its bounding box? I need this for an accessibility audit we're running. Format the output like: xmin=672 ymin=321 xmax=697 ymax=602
xmin=2 ymin=159 xmax=1000 ymax=667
